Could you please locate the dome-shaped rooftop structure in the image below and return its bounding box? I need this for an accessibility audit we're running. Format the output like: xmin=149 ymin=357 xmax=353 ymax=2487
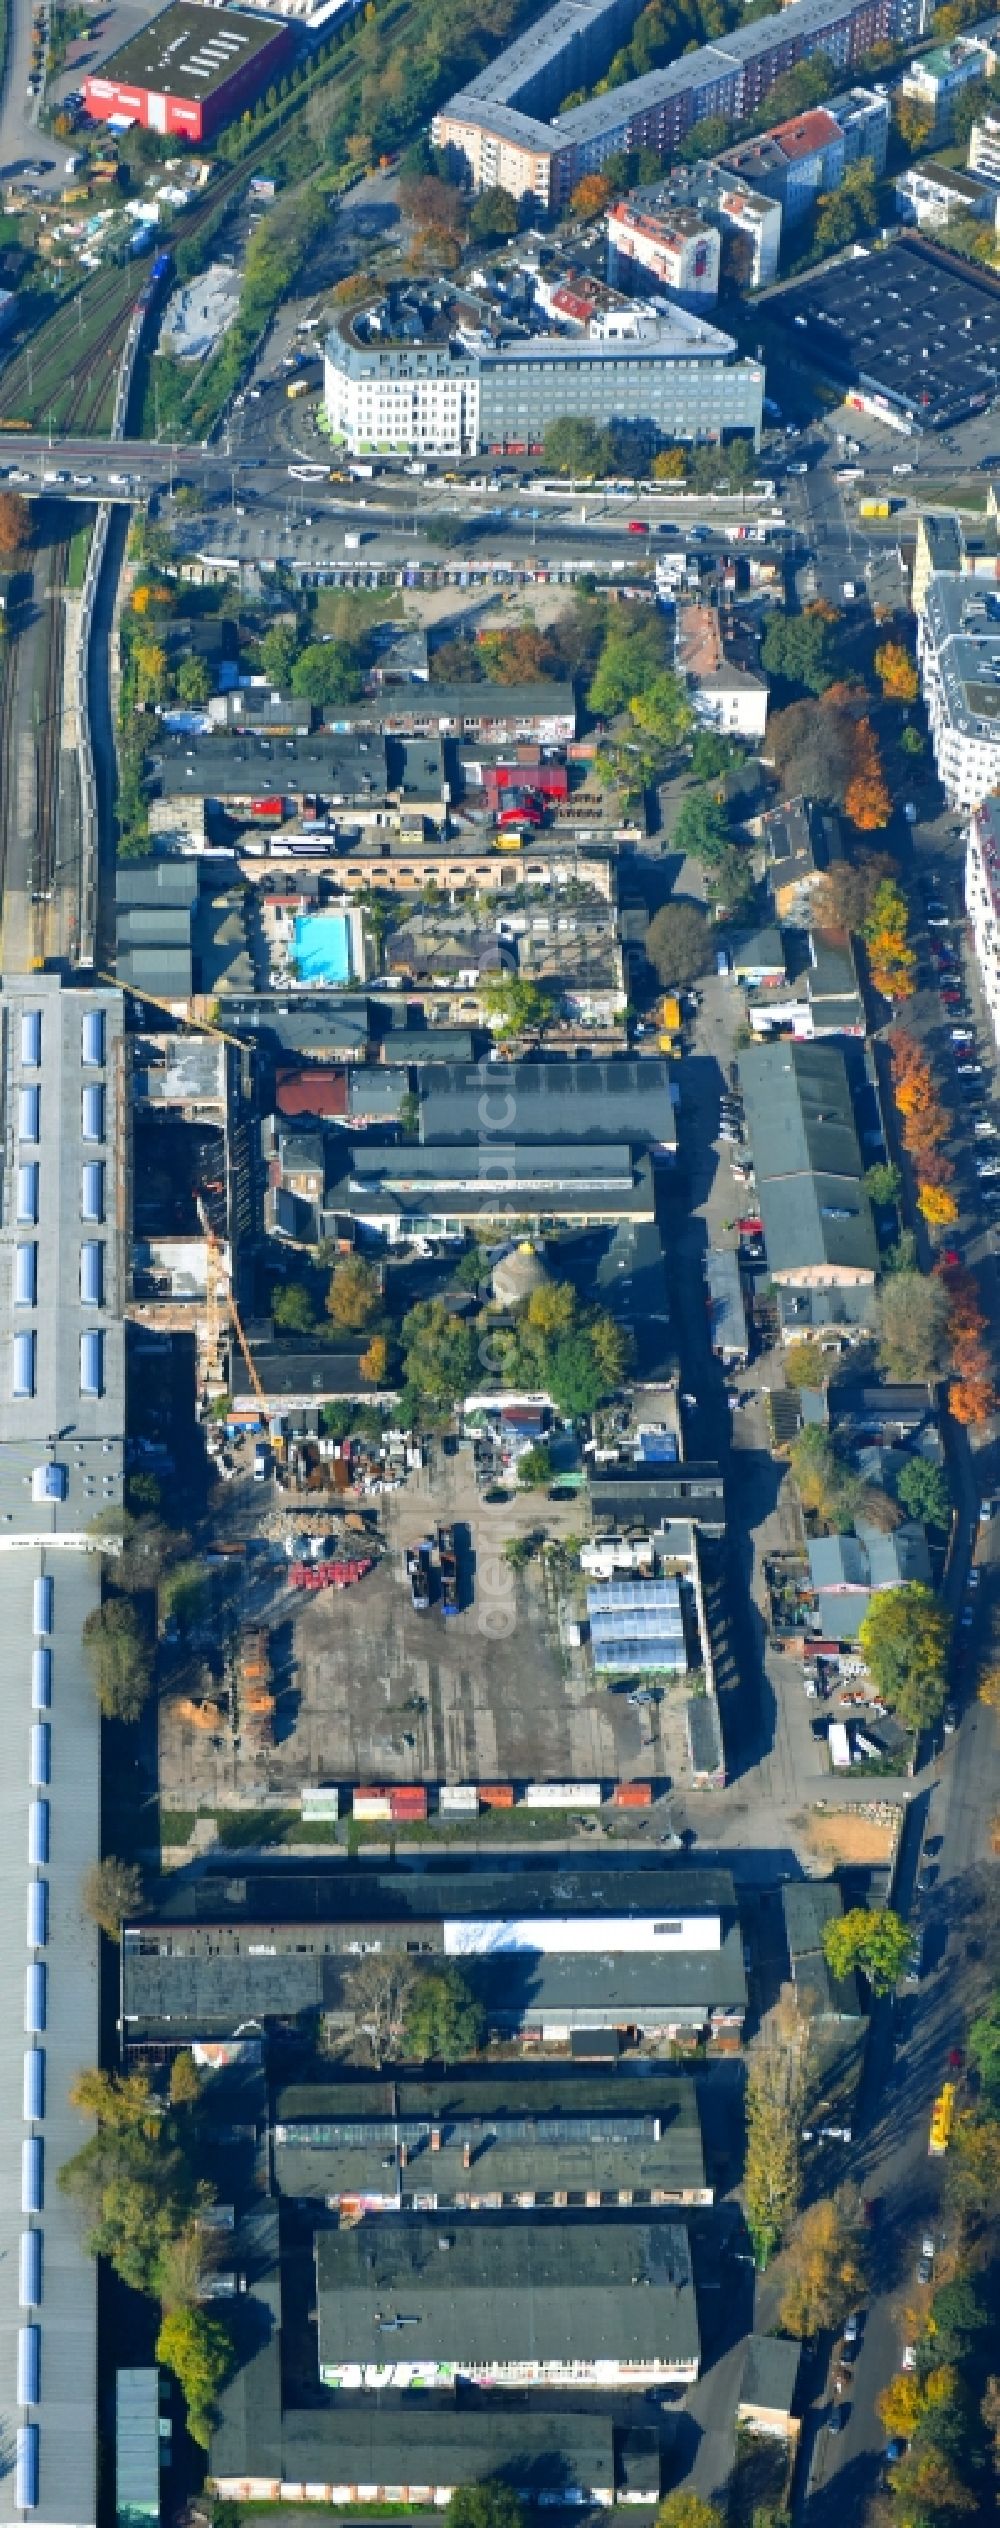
xmin=491 ymin=1242 xmax=551 ymax=1308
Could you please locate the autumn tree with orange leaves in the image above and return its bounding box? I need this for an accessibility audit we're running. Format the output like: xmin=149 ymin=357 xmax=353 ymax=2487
xmin=874 ymin=640 xmax=919 ymax=703
xmin=845 ymin=715 xmax=892 ymax=829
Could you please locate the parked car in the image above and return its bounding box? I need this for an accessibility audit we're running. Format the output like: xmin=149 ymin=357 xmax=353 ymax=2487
xmin=902 ymin=2344 xmax=918 ymax=2372
xmin=828 ymin=2404 xmax=848 ymax=2434
xmin=843 ymin=2313 xmax=861 ymax=2350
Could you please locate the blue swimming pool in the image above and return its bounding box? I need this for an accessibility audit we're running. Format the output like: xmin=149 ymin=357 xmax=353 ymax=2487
xmin=294 ymin=912 xmax=353 ymax=984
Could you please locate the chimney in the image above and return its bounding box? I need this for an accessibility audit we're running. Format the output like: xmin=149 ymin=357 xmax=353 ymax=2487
xmin=462 ymin=2141 xmax=472 ymax=2170
xmin=399 ymin=2141 xmax=408 ymax=2168
xmin=431 ymin=2127 xmax=441 ymax=2151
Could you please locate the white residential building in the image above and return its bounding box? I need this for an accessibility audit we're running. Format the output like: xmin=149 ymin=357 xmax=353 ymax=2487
xmin=918 ymin=573 xmax=1000 ymax=808
xmin=896 ymin=158 xmax=1000 ymax=229
xmin=966 ymin=796 xmax=1000 ymax=1050
xmin=969 ymin=113 xmax=1000 ymax=185
xmin=674 ymin=600 xmax=768 ymax=739
xmin=607 ymin=200 xmax=721 ymax=304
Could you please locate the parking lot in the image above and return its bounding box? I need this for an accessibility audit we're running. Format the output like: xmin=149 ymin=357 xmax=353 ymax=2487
xmin=158 ymin=1441 xmax=700 ymax=1825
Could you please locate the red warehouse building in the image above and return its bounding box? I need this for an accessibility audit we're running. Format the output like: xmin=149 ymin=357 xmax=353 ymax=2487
xmin=84 ymin=0 xmax=294 ymax=142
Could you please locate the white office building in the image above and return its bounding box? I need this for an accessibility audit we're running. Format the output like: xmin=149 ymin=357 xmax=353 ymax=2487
xmin=324 ymin=298 xmax=762 ymax=456
xmin=917 ymin=573 xmax=1000 ymax=808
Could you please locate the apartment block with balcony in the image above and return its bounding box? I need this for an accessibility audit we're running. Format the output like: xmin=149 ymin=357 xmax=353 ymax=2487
xmin=917 ymin=572 xmax=1000 ymax=808
xmin=966 ymin=796 xmax=1000 ymax=1051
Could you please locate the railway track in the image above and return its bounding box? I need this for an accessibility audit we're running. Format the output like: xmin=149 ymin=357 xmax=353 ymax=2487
xmin=31 ymin=535 xmax=67 ymax=967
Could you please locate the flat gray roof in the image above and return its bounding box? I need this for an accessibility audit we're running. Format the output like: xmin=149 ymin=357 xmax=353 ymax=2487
xmin=316 ymin=2215 xmax=700 ymax=2374
xmin=739 ymin=1039 xmax=876 ymax=1280
xmin=274 ymin=2073 xmax=709 ymax=2203
xmin=416 ymin=1056 xmax=676 ymax=1151
xmin=0 ymin=976 xmax=127 ymax=2527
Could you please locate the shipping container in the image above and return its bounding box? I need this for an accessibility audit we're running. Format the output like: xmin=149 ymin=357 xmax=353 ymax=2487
xmin=521 ymin=1782 xmax=603 ymax=1809
xmin=660 ymin=995 xmax=682 ymax=1034
xmin=612 ymin=1781 xmax=653 ymax=1807
xmin=300 ymin=1785 xmax=340 ymax=1821
xmin=388 ymin=1786 xmax=428 ymax=1820
xmin=250 ymin=796 xmax=286 ymax=821
xmin=438 ymin=1784 xmax=479 ymax=1815
xmin=352 ymin=1790 xmax=393 ymax=1821
xmin=479 ymin=1782 xmax=515 ymax=1808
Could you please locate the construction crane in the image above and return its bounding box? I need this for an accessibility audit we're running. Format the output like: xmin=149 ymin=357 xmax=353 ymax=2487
xmin=99 ymin=972 xmax=246 ymax=1050
xmin=194 ymin=1193 xmax=277 ymax=1444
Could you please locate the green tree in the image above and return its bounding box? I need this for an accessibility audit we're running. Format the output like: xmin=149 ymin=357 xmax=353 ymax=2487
xmin=675 ymin=114 xmax=731 ymax=162
xmin=272 ymin=1280 xmax=315 ymax=1333
xmin=404 ymin=1964 xmax=485 ymax=2063
xmin=468 ymin=184 xmax=519 ymax=241
xmin=83 ymin=1599 xmax=152 ymax=1723
xmin=588 ymin=615 xmax=668 ymax=716
xmin=876 ymin=1271 xmax=950 ymax=1383
xmin=896 ymin=1458 xmax=951 ymax=1532
xmin=168 ymin=2050 xmax=201 ymax=2106
xmin=481 ymin=976 xmax=554 ymax=1039
xmin=401 ymin=1300 xmax=476 ymax=1410
xmin=60 ymin=2071 xmax=202 ymax=2296
xmin=646 ymin=901 xmax=711 ymax=990
xmin=290 ymin=641 xmax=363 ymax=706
xmin=821 ymin=1906 xmax=912 ymax=1996
xmin=690 ymin=730 xmax=742 ymax=780
xmin=326 ymin=1256 xmax=381 ymax=1331
xmin=446 ymin=2486 xmax=525 ymax=2528
xmin=82 ymin=1856 xmax=143 ymax=1940
xmin=156 ymin=2306 xmax=231 ymax=2450
xmin=630 ymin=670 xmax=694 ymax=751
xmin=672 ymin=787 xmax=731 ymax=867
xmin=926 ymin=2279 xmax=988 ymax=2368
xmin=517 ymin=1442 xmax=553 ymax=1487
xmin=260 ymin=619 xmax=300 ymax=687
xmin=863 ymin=1161 xmax=902 ymax=1208
xmin=966 ymin=1988 xmax=1000 ymax=2103
xmin=761 ymin=611 xmax=838 ymax=696
xmin=159 ymin=1558 xmax=207 ymax=1636
xmin=653 ymin=2501 xmax=723 ymax=2528
xmin=176 ymin=654 xmax=212 ymax=707
xmin=542 ymin=417 xmax=614 ymax=477
xmin=744 ymin=2005 xmax=808 ymax=2264
xmin=857 ymin=1584 xmax=951 ymax=1732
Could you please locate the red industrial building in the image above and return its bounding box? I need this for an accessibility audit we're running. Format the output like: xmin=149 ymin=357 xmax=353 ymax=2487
xmin=84 ymin=0 xmax=293 ymax=142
